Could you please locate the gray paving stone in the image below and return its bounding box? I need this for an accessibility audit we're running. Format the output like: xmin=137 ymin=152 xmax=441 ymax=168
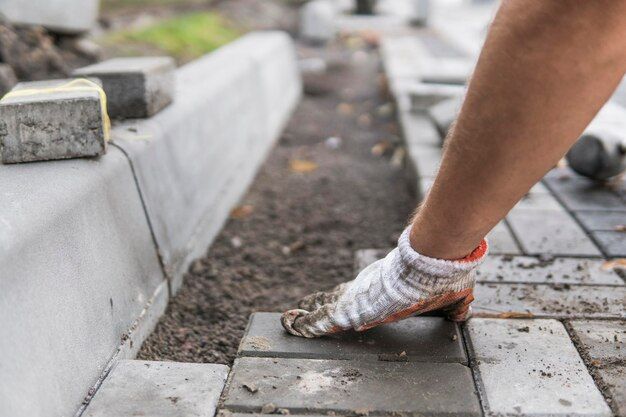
xmin=407 ymin=82 xmax=465 ymax=111
xmin=427 ymin=95 xmax=463 ymax=138
xmin=473 ymin=283 xmax=626 ymax=319
xmin=592 ymin=231 xmax=626 ymax=257
xmin=507 ymin=208 xmax=602 ymax=256
xmin=544 ymin=169 xmax=626 ymax=212
xmin=574 ymin=211 xmax=626 ymax=231
xmin=569 ymin=320 xmax=626 ymax=362
xmin=411 ymin=146 xmax=442 ymax=178
xmin=465 ymin=318 xmax=612 ymax=416
xmin=223 ymin=357 xmax=481 ymax=416
xmin=487 ymin=221 xmax=522 ymax=255
xmin=238 ymin=312 xmax=467 ymax=363
xmin=0 ymin=79 xmax=106 ymax=163
xmin=476 ymin=256 xmax=624 ymax=285
xmin=84 ymin=360 xmax=229 ymax=417
xmin=399 ymin=110 xmax=440 ymax=147
xmin=514 ymin=191 xmax=564 ymax=210
xmin=74 ymin=57 xmax=176 ymax=119
xmin=598 ymin=366 xmax=626 ymax=417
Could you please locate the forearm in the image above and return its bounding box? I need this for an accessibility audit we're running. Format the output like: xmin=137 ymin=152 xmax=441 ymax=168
xmin=411 ymin=0 xmax=626 ymax=259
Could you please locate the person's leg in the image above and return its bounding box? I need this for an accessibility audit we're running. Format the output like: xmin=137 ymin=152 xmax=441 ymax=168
xmin=283 ymin=0 xmax=626 ymax=338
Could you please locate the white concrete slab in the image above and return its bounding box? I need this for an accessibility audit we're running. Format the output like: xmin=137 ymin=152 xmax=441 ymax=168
xmin=466 ymin=318 xmax=612 ymax=417
xmin=0 ymin=148 xmax=166 ymax=417
xmin=84 ymin=360 xmax=229 ymax=417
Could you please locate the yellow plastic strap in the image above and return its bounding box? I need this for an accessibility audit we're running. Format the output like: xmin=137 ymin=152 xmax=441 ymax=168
xmin=2 ymin=79 xmax=111 ymax=142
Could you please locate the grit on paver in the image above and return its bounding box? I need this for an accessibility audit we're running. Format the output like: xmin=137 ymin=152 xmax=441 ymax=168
xmin=222 ymin=357 xmax=481 ymax=416
xmin=476 ymin=256 xmax=624 ymax=285
xmin=569 ymin=320 xmax=626 ymax=416
xmin=238 ymin=312 xmax=466 ymax=363
xmin=83 ymin=360 xmax=229 ymax=417
xmin=473 ymin=283 xmax=625 ymax=319
xmin=506 ymin=208 xmax=602 ymax=256
xmin=465 ymin=318 xmax=612 ymax=417
xmin=543 ymin=170 xmax=626 ymax=212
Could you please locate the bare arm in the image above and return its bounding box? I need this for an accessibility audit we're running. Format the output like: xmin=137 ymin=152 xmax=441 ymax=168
xmin=410 ymin=0 xmax=626 ymax=259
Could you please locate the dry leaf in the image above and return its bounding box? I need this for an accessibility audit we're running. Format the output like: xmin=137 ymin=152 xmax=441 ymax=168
xmin=357 ymin=114 xmax=372 ymax=127
xmin=601 ymin=259 xmax=626 ymax=270
xmin=289 ymin=159 xmax=318 ymax=173
xmin=371 ymin=140 xmax=391 ymax=156
xmin=337 ymin=102 xmax=353 ymax=115
xmin=614 ymin=224 xmax=626 ymax=232
xmin=230 ymin=205 xmax=254 ymax=219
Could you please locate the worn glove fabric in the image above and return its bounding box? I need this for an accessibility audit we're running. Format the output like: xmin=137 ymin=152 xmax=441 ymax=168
xmin=281 ymin=226 xmax=488 ymax=338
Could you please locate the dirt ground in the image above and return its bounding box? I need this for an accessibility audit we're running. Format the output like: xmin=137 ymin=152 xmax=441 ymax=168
xmin=137 ymin=40 xmax=415 ymax=364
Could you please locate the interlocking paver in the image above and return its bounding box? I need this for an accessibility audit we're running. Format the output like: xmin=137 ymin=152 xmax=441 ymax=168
xmin=574 ymin=211 xmax=626 ymax=231
xmin=591 ymin=231 xmax=626 ymax=257
xmin=544 ymin=170 xmax=626 ymax=212
xmin=427 ymin=95 xmax=463 ymax=138
xmin=73 ymin=57 xmax=175 ymax=119
xmin=84 ymin=360 xmax=229 ymax=417
xmin=473 ymin=283 xmax=625 ymax=319
xmin=569 ymin=321 xmax=626 ymax=416
xmin=507 ymin=208 xmax=602 ymax=256
xmin=238 ymin=312 xmax=466 ymax=363
xmin=476 ymin=256 xmax=624 ymax=285
xmin=569 ymin=320 xmax=626 ymax=361
xmin=408 ymin=146 xmax=442 ymax=179
xmin=222 ymin=357 xmax=481 ymax=416
xmin=487 ymin=221 xmax=522 ymax=255
xmin=466 ymin=318 xmax=612 ymax=417
xmin=514 ymin=191 xmax=564 ymax=210
xmin=399 ymin=110 xmax=441 ymax=147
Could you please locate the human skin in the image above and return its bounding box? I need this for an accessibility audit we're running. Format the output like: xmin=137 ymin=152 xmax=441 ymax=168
xmin=410 ymin=0 xmax=626 ymax=260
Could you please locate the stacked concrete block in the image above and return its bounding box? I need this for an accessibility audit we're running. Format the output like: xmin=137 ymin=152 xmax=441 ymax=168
xmin=112 ymin=31 xmax=301 ymax=293
xmin=0 ymin=148 xmax=167 ymax=417
xmin=0 ymin=79 xmax=107 ymax=163
xmin=84 ymin=360 xmax=229 ymax=417
xmin=300 ymin=0 xmax=337 ymax=43
xmin=73 ymin=57 xmax=176 ymax=119
xmin=0 ymin=0 xmax=100 ymax=34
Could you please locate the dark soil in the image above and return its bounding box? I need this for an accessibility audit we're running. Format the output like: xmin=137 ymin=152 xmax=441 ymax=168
xmin=137 ymin=40 xmax=415 ymax=364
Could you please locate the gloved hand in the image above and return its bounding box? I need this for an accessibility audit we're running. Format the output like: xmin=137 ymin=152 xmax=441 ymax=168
xmin=281 ymin=226 xmax=488 ymax=338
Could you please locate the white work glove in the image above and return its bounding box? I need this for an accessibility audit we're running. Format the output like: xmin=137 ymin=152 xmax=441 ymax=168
xmin=281 ymin=226 xmax=488 ymax=338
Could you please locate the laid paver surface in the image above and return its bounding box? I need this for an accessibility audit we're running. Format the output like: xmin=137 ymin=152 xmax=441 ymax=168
xmin=83 ymin=360 xmax=229 ymax=417
xmin=222 ymin=357 xmax=481 ymax=416
xmin=476 ymin=256 xmax=624 ymax=285
xmin=465 ymin=318 xmax=612 ymax=416
xmin=507 ymin=208 xmax=602 ymax=256
xmin=238 ymin=312 xmax=466 ymax=363
xmin=473 ymin=283 xmax=625 ymax=319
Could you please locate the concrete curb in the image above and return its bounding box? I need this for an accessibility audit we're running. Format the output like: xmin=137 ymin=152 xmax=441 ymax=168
xmin=113 ymin=31 xmax=301 ymax=293
xmin=0 ymin=30 xmax=301 ymax=417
